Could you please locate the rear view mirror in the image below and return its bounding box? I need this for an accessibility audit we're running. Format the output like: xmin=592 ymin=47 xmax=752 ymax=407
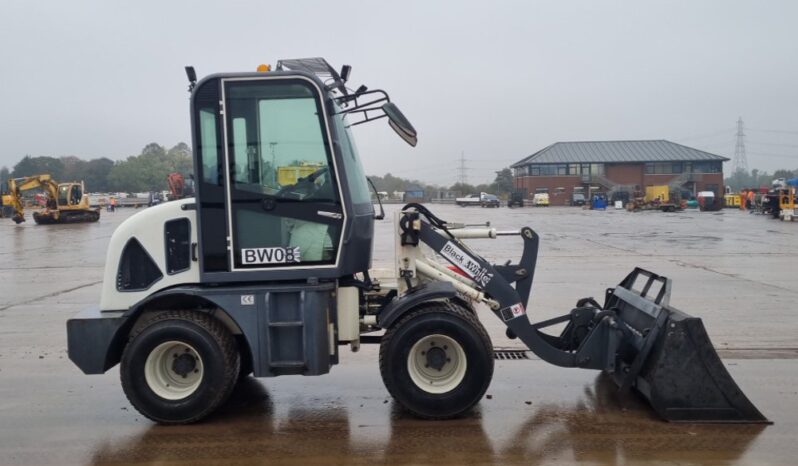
xmin=382 ymin=102 xmax=417 ymax=147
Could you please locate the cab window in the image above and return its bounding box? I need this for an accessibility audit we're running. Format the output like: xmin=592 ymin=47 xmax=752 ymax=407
xmin=227 ymin=82 xmax=336 ymax=202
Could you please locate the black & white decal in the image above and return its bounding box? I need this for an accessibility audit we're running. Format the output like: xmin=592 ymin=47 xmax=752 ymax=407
xmin=241 ymin=246 xmax=301 ymax=265
xmin=440 ymin=241 xmax=494 ymax=287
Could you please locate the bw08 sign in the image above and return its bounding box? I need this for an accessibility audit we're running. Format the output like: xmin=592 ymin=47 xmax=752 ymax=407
xmin=242 ymin=246 xmax=301 ymax=265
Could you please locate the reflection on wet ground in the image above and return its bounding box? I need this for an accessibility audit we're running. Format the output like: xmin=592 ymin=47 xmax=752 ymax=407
xmin=1 ymin=206 xmax=797 ymax=465
xmin=83 ymin=370 xmax=770 ymax=465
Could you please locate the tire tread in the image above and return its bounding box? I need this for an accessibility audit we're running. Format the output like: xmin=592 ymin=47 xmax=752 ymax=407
xmin=121 ymin=310 xmax=240 ymax=424
xmin=379 ymin=301 xmax=493 ymax=419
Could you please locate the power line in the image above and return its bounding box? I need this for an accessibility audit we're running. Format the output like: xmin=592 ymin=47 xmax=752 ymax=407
xmin=747 ymin=152 xmax=797 ymax=159
xmin=747 ymin=141 xmax=798 ymax=149
xmin=747 ymin=128 xmax=798 ymax=135
xmin=676 ymin=128 xmax=735 ymax=142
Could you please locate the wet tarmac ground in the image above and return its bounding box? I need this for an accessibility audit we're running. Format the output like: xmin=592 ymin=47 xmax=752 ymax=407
xmin=1 ymin=204 xmax=797 ymax=465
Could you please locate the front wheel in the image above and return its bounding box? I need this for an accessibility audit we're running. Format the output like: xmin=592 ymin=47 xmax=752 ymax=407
xmin=379 ymin=303 xmax=493 ymax=419
xmin=120 ymin=310 xmax=240 ymax=424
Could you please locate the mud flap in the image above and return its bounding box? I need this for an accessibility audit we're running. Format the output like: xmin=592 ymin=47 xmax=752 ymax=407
xmin=608 ymin=269 xmax=769 ymax=423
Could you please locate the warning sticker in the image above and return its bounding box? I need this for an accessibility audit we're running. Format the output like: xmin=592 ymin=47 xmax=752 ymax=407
xmin=500 ymin=303 xmax=526 ymax=321
xmin=440 ymin=241 xmax=494 ymax=287
xmin=241 ymin=246 xmax=301 ymax=265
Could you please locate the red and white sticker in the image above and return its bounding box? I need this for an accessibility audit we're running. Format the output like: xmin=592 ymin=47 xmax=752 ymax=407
xmin=510 ymin=303 xmax=526 ymax=318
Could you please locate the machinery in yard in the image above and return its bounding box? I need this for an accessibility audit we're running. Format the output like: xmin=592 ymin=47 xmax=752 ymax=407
xmin=480 ymin=194 xmax=501 ymax=208
xmin=532 ymin=191 xmax=549 ymax=206
xmin=507 ymin=189 xmax=526 ymax=208
xmin=166 ymin=172 xmax=193 ymax=201
xmin=66 ymin=59 xmax=768 ymax=425
xmin=3 ymin=174 xmax=100 ymax=224
xmin=772 ymin=178 xmax=797 ymax=221
xmin=625 ymin=187 xmax=684 ymax=212
xmin=456 ymin=192 xmax=485 ymax=206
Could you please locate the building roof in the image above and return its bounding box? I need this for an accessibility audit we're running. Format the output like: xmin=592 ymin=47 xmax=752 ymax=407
xmin=511 ymin=140 xmax=730 ymax=167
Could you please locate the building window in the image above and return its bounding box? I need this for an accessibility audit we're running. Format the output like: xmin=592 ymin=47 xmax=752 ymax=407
xmin=540 ymin=165 xmax=556 ymax=176
xmin=526 ymin=163 xmax=604 ymax=176
xmin=645 ymin=162 xmax=682 ymax=174
xmin=692 ymin=161 xmax=722 ymax=173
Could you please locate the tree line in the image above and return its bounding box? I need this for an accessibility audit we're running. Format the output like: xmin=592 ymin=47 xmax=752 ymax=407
xmin=0 ymin=145 xmax=514 ymax=197
xmin=3 ymin=148 xmax=794 ymax=197
xmin=724 ymin=168 xmax=798 ymax=192
xmin=0 ymin=143 xmax=193 ymax=193
xmin=369 ymin=168 xmax=515 ymax=197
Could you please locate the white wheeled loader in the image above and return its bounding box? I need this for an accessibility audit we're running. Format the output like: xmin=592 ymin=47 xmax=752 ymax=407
xmin=67 ymin=59 xmax=767 ymax=424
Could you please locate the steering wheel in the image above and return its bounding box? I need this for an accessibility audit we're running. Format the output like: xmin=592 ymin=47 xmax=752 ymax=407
xmin=275 ymin=167 xmax=330 ymax=200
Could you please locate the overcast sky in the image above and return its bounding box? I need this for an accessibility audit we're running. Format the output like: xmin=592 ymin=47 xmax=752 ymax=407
xmin=1 ymin=0 xmax=796 ymax=185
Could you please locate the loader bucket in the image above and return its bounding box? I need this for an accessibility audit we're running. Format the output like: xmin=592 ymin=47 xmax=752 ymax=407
xmin=606 ymin=268 xmax=769 ymax=423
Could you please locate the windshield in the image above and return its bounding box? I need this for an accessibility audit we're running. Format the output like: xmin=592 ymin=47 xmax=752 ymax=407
xmin=333 ymin=111 xmax=371 ymax=205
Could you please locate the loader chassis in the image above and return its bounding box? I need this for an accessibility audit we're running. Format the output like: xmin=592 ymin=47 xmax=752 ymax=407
xmin=67 ymin=58 xmax=768 ymax=425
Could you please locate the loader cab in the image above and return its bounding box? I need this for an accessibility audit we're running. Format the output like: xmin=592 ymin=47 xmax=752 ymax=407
xmin=190 ymin=68 xmax=376 ymax=283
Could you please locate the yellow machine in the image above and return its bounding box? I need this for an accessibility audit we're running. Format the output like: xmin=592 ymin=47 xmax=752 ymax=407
xmin=778 ymin=186 xmax=796 ymax=221
xmin=3 ymin=174 xmax=100 ymax=224
xmin=0 ymin=188 xmax=13 ymax=217
xmin=644 ymin=185 xmax=669 ymax=203
xmin=724 ymin=193 xmax=741 ymax=208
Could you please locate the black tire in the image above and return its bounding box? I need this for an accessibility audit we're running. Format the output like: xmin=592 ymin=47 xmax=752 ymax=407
xmin=237 ymin=336 xmax=254 ymax=381
xmin=120 ymin=310 xmax=240 ymax=424
xmin=379 ymin=303 xmax=493 ymax=419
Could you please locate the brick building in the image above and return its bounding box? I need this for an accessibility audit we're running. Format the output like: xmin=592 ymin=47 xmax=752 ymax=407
xmin=511 ymin=140 xmax=728 ymax=206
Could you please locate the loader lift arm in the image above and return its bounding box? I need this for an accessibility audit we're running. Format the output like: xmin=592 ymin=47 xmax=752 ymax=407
xmin=396 ymin=205 xmax=769 ymax=423
xmin=5 ymin=174 xmax=59 ymax=224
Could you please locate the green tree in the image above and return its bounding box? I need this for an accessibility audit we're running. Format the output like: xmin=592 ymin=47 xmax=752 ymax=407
xmin=773 ymin=169 xmax=797 ymax=180
xmin=725 ymin=168 xmax=773 ymax=192
xmin=167 ymin=142 xmax=194 ymax=175
xmin=60 ymin=156 xmax=87 ymax=182
xmin=107 ymin=143 xmax=194 ymax=192
xmin=12 ymin=155 xmax=65 ymax=179
xmin=449 ymin=182 xmax=476 ymax=196
xmin=83 ymin=158 xmax=114 ymax=192
xmin=493 ymin=168 xmax=514 ymax=194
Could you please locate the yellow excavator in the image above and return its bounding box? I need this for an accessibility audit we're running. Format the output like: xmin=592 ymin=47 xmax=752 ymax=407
xmin=2 ymin=174 xmax=100 ymax=224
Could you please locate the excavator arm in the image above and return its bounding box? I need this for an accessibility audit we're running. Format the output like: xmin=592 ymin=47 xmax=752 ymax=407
xmin=6 ymin=175 xmax=59 ymax=224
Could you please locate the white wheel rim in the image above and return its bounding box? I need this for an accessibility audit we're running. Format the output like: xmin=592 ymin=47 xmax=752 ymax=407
xmin=144 ymin=341 xmax=204 ymax=400
xmin=407 ymin=334 xmax=467 ymax=394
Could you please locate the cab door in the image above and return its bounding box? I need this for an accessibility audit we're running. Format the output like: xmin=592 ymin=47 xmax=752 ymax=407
xmin=221 ymin=77 xmax=345 ymax=272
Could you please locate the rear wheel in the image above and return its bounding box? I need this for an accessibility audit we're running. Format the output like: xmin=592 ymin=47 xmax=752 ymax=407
xmin=120 ymin=310 xmax=240 ymax=424
xmin=379 ymin=303 xmax=493 ymax=419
